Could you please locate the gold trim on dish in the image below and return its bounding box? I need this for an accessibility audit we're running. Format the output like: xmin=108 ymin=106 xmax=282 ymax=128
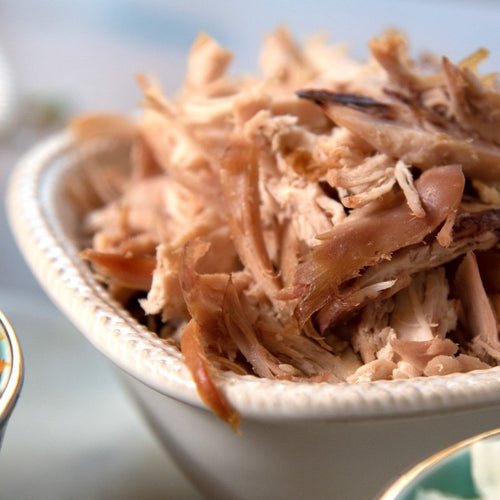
xmin=378 ymin=427 xmax=500 ymax=499
xmin=0 ymin=310 xmax=23 ymax=426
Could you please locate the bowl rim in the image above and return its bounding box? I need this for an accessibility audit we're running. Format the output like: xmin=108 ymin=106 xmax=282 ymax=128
xmin=0 ymin=310 xmax=24 ymax=427
xmin=378 ymin=427 xmax=500 ymax=499
xmin=7 ymin=131 xmax=500 ymax=422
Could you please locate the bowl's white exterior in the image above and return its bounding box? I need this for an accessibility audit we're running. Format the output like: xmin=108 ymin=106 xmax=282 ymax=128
xmin=120 ymin=371 xmax=500 ymax=500
xmin=7 ymin=133 xmax=500 ymax=499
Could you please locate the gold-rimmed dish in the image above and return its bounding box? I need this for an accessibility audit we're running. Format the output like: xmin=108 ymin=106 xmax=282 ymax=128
xmin=379 ymin=428 xmax=500 ymax=500
xmin=0 ymin=311 xmax=23 ymax=448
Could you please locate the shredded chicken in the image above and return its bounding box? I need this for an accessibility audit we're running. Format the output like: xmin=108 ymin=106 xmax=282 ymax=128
xmin=73 ymin=29 xmax=500 ymax=429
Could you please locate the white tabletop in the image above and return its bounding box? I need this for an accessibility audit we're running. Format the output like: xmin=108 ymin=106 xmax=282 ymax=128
xmin=1 ymin=1 xmax=500 ymax=498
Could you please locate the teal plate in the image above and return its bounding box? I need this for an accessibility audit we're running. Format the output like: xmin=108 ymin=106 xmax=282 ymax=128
xmin=0 ymin=315 xmax=12 ymax=393
xmin=379 ymin=429 xmax=500 ymax=500
xmin=0 ymin=311 xmax=23 ymax=445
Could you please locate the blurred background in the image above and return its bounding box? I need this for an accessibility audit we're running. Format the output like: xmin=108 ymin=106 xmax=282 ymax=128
xmin=1 ymin=1 xmax=500 ymax=498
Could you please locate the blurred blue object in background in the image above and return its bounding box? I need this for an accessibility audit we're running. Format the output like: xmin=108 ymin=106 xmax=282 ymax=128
xmin=3 ymin=0 xmax=500 ymax=113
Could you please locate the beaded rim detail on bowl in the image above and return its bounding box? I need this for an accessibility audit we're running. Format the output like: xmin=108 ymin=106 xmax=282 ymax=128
xmin=7 ymin=131 xmax=500 ymax=421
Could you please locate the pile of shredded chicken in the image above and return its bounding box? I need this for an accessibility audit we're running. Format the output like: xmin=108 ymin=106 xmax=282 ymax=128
xmin=73 ymin=29 xmax=500 ymax=430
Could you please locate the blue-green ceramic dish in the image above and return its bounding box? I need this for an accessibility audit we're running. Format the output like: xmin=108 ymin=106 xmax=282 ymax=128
xmin=379 ymin=428 xmax=500 ymax=500
xmin=0 ymin=311 xmax=23 ymax=447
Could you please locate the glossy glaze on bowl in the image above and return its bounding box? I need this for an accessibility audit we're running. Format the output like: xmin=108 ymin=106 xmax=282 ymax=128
xmin=7 ymin=131 xmax=500 ymax=422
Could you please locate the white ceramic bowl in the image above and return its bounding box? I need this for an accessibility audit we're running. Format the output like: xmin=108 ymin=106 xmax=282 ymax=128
xmin=0 ymin=311 xmax=23 ymax=448
xmin=7 ymin=132 xmax=500 ymax=500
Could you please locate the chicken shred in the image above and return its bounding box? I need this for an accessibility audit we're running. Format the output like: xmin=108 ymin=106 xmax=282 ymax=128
xmin=76 ymin=28 xmax=500 ymax=429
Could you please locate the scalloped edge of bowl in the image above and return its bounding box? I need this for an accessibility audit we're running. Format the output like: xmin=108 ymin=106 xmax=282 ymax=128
xmin=7 ymin=131 xmax=500 ymax=421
